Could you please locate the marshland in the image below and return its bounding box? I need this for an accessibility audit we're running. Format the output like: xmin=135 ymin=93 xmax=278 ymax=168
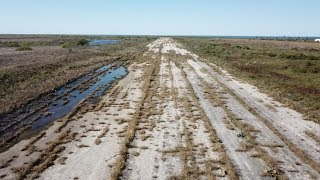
xmin=0 ymin=36 xmax=319 ymax=180
xmin=1 ymin=1 xmax=320 ymax=179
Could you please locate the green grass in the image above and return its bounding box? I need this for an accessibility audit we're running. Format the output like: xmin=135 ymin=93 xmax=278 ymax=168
xmin=178 ymin=38 xmax=320 ymax=124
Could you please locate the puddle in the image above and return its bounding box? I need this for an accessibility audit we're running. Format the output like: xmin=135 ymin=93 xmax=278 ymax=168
xmin=0 ymin=64 xmax=127 ymax=150
xmin=89 ymin=39 xmax=120 ymax=46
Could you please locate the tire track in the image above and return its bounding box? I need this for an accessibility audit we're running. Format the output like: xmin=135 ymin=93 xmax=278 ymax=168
xmin=188 ymin=59 xmax=319 ymax=179
xmin=181 ymin=61 xmax=267 ymax=179
xmin=194 ymin=60 xmax=320 ymax=174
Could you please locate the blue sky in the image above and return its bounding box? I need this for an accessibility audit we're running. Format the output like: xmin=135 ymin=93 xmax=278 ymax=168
xmin=1 ymin=0 xmax=319 ymax=36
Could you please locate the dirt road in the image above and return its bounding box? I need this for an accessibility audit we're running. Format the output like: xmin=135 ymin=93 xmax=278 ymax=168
xmin=0 ymin=38 xmax=319 ymax=179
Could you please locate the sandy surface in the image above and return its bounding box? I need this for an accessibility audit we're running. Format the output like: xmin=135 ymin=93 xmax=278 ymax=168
xmin=0 ymin=38 xmax=319 ymax=179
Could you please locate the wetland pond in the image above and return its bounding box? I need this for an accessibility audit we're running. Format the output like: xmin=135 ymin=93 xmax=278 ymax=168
xmin=0 ymin=64 xmax=127 ymax=151
xmin=89 ymin=39 xmax=120 ymax=46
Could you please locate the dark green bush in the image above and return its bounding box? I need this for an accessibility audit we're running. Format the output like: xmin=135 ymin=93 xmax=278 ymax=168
xmin=0 ymin=41 xmax=21 ymax=47
xmin=15 ymin=46 xmax=33 ymax=51
xmin=77 ymin=39 xmax=89 ymax=46
xmin=61 ymin=39 xmax=89 ymax=48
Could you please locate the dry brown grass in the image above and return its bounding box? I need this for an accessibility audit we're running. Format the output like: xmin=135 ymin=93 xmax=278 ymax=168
xmin=15 ymin=128 xmax=76 ymax=179
xmin=178 ymin=37 xmax=320 ymax=124
xmin=21 ymin=131 xmax=46 ymax=152
xmin=193 ymin=64 xmax=303 ymax=179
xmin=57 ymin=157 xmax=67 ymax=165
xmin=132 ymin=151 xmax=140 ymax=156
xmin=206 ymin=66 xmax=320 ymax=173
xmin=140 ymin=146 xmax=148 ymax=150
xmin=0 ymin=155 xmax=18 ymax=169
xmin=305 ymin=131 xmax=320 ymax=145
xmin=174 ymin=61 xmax=238 ymax=179
xmin=110 ymin=59 xmax=158 ymax=180
xmin=98 ymin=127 xmax=109 ymax=138
xmin=95 ymin=138 xmax=102 ymax=145
xmin=77 ymin=144 xmax=89 ymax=148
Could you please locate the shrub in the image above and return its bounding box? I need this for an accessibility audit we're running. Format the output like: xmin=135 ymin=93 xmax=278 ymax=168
xmin=15 ymin=46 xmax=33 ymax=51
xmin=20 ymin=42 xmax=32 ymax=47
xmin=61 ymin=39 xmax=89 ymax=48
xmin=77 ymin=39 xmax=89 ymax=46
xmin=0 ymin=41 xmax=21 ymax=47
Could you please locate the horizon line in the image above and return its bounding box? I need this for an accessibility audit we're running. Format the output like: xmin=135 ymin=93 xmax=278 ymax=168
xmin=0 ymin=33 xmax=319 ymax=38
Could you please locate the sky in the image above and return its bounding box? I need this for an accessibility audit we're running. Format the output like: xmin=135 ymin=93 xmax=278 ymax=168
xmin=1 ymin=0 xmax=319 ymax=36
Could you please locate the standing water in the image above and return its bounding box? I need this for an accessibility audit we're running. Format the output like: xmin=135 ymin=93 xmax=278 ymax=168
xmin=0 ymin=64 xmax=127 ymax=151
xmin=89 ymin=39 xmax=120 ymax=46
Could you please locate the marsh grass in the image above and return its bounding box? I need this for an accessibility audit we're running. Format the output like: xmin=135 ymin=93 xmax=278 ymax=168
xmin=1 ymin=36 xmax=152 ymax=114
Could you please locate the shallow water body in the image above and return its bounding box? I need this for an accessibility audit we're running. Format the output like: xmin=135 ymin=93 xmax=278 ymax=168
xmin=0 ymin=64 xmax=127 ymax=150
xmin=89 ymin=39 xmax=120 ymax=46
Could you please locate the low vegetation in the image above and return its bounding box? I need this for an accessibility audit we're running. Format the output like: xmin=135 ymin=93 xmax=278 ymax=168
xmin=13 ymin=42 xmax=33 ymax=51
xmin=0 ymin=35 xmax=152 ymax=114
xmin=1 ymin=37 xmax=319 ymax=179
xmin=0 ymin=35 xmax=93 ymax=47
xmin=61 ymin=39 xmax=89 ymax=48
xmin=0 ymin=41 xmax=21 ymax=47
xmin=178 ymin=38 xmax=320 ymax=123
xmin=15 ymin=46 xmax=33 ymax=51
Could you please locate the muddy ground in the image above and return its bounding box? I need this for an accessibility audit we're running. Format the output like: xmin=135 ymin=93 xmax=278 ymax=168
xmin=0 ymin=38 xmax=319 ymax=179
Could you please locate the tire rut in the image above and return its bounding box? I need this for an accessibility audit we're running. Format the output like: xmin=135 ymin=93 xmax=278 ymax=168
xmin=188 ymin=59 xmax=319 ymax=179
